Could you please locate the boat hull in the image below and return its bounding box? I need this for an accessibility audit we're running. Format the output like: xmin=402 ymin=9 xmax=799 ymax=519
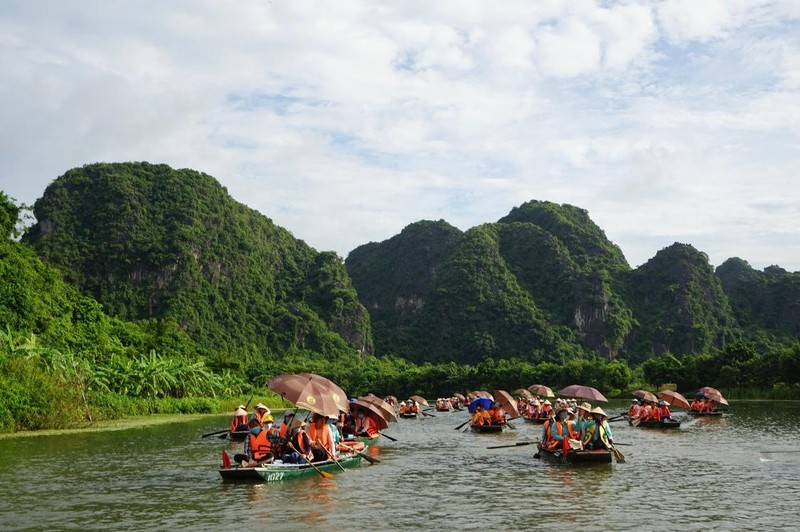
xmin=536 ymin=443 xmax=612 ymax=464
xmin=629 ymin=418 xmax=681 ymax=429
xmin=687 ymin=410 xmax=724 ymax=416
xmin=218 ymin=452 xmax=364 ymax=482
xmin=469 ymin=423 xmax=506 ymax=433
xmin=400 ymin=412 xmax=418 ymax=418
xmin=228 ymin=430 xmax=249 ymax=441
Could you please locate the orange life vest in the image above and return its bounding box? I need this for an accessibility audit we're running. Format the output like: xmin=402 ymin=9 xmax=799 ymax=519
xmin=230 ymin=414 xmax=248 ymax=431
xmin=309 ymin=423 xmax=334 ymax=457
xmin=249 ymin=430 xmax=271 ymax=461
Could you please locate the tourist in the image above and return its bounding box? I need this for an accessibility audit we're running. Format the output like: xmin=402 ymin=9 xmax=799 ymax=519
xmin=230 ymin=405 xmax=249 ymax=433
xmin=583 ymin=407 xmax=613 ymax=450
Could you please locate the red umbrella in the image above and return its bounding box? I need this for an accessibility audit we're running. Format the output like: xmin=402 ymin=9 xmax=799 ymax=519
xmin=633 ymin=389 xmax=659 ymax=403
xmin=492 ymin=389 xmax=521 ymax=419
xmin=410 ymin=395 xmax=429 ymax=406
xmin=558 ymin=384 xmax=608 ymax=402
xmin=267 ymin=374 xmax=343 ymax=416
xmin=528 ymin=384 xmax=554 ymax=397
xmin=360 ymin=394 xmax=400 ymax=422
xmin=658 ymin=390 xmax=690 ymax=409
xmin=350 ymin=400 xmax=389 ymax=430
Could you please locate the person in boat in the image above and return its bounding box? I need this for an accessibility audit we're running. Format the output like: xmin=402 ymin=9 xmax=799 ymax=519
xmin=639 ymin=401 xmax=654 ymax=421
xmin=541 ymin=400 xmax=553 ymax=414
xmin=690 ymin=397 xmax=705 ymax=412
xmin=235 ymin=418 xmax=277 ymax=466
xmin=703 ymin=399 xmax=718 ymax=413
xmin=627 ymin=399 xmax=641 ymax=419
xmin=543 ymin=408 xmax=571 ymax=452
xmin=309 ymin=413 xmax=337 ymax=462
xmin=471 ymin=405 xmax=492 ymax=426
xmin=488 ymin=402 xmax=506 ymax=425
xmin=283 ymin=419 xmax=314 ymax=464
xmin=251 ymin=403 xmax=272 ymax=428
xmin=230 ymin=405 xmax=249 ymax=433
xmin=354 ymin=409 xmax=381 ymax=438
xmin=278 ymin=411 xmax=295 ymax=438
xmin=583 ymin=407 xmax=613 ymax=450
xmin=656 ymin=400 xmax=673 ymax=421
xmin=398 ymin=401 xmax=408 ymax=415
xmin=574 ymin=402 xmax=593 ymax=440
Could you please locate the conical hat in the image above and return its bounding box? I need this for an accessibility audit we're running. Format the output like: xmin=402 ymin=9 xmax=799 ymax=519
xmin=234 ymin=407 xmax=247 ymax=416
xmin=591 ymin=406 xmax=608 ymax=418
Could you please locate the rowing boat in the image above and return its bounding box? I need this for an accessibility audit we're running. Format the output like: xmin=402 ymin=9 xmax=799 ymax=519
xmin=228 ymin=429 xmax=250 ymax=441
xmin=536 ymin=443 xmax=612 ymax=464
xmin=687 ymin=410 xmax=724 ymax=416
xmin=469 ymin=423 xmax=506 ymax=433
xmin=629 ymin=418 xmax=681 ymax=429
xmin=400 ymin=412 xmax=418 ymax=418
xmin=218 ymin=450 xmax=365 ymax=482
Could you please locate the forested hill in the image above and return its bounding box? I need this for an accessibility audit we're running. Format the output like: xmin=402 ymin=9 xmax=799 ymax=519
xmin=22 ymin=162 xmax=372 ymax=371
xmin=346 ymin=201 xmax=798 ymax=365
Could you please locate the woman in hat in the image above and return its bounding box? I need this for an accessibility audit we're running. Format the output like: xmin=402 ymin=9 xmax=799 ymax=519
xmin=582 ymin=407 xmax=613 ymax=450
xmin=251 ymin=403 xmax=272 ymax=428
xmin=230 ymin=405 xmax=249 ymax=433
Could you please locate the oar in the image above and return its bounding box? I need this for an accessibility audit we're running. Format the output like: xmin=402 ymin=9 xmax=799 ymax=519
xmin=610 ymin=442 xmax=632 ymax=446
xmin=287 ymin=443 xmax=333 ymax=479
xmin=506 ymin=419 xmax=517 ymax=430
xmin=609 ymin=444 xmax=626 ymax=463
xmin=355 ymin=450 xmax=380 ymax=464
xmin=487 ymin=441 xmax=539 ymax=449
xmin=454 ymin=419 xmax=471 ymax=430
xmin=760 ymin=450 xmax=800 ymax=454
xmin=419 ymin=410 xmax=436 ymax=418
xmin=319 ymin=443 xmax=346 ymax=472
xmin=202 ymin=428 xmax=230 ymax=438
xmin=607 ymin=414 xmax=626 ymax=422
xmin=380 ymin=432 xmax=398 ymax=442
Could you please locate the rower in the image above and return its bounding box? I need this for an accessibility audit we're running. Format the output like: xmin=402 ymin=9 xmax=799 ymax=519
xmin=230 ymin=405 xmax=249 ymax=433
xmin=583 ymin=407 xmax=613 ymax=450
xmin=627 ymin=399 xmax=641 ymax=419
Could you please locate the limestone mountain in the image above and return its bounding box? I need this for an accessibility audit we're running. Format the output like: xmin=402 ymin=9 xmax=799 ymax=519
xmin=23 ymin=162 xmax=372 ymax=367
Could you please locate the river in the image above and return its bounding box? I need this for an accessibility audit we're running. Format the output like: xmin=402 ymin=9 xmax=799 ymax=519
xmin=1 ymin=401 xmax=799 ymax=531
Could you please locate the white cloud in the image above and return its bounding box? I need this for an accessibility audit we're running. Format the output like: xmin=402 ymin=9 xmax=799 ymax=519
xmin=0 ymin=0 xmax=798 ymax=272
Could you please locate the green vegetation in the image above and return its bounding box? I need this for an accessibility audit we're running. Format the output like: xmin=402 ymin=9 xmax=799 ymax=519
xmin=2 ymin=164 xmax=799 ymax=433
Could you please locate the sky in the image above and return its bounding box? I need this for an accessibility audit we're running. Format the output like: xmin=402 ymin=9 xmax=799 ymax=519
xmin=1 ymin=1 xmax=798 ymax=271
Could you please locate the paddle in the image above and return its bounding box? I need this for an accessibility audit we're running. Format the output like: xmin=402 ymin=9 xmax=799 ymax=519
xmin=486 ymin=441 xmax=539 ymax=450
xmin=760 ymin=450 xmax=800 ymax=454
xmin=319 ymin=443 xmax=346 ymax=472
xmin=287 ymin=443 xmax=333 ymax=479
xmin=607 ymin=414 xmax=626 ymax=422
xmin=419 ymin=410 xmax=436 ymax=418
xmin=355 ymin=450 xmax=380 ymax=464
xmin=202 ymin=428 xmax=230 ymax=438
xmin=379 ymin=432 xmax=398 ymax=442
xmin=631 ymin=417 xmax=642 ymax=427
xmin=454 ymin=419 xmax=471 ymax=430
xmin=609 ymin=445 xmax=626 ymax=463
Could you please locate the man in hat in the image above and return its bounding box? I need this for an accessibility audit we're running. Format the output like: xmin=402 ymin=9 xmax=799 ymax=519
xmin=574 ymin=402 xmax=593 ymax=440
xmin=582 ymin=407 xmax=613 ymax=450
xmin=627 ymin=399 xmax=641 ymax=419
xmin=230 ymin=405 xmax=249 ymax=433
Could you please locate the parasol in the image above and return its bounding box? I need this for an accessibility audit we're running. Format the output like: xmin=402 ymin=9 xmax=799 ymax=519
xmin=267 ymin=374 xmax=343 ymax=416
xmin=467 ymin=396 xmax=494 ymax=413
xmin=658 ymin=390 xmax=690 ymax=409
xmin=350 ymin=399 xmax=390 ymax=430
xmin=360 ymin=393 xmax=400 ymax=422
xmin=513 ymin=389 xmax=534 ymax=399
xmin=452 ymin=393 xmax=466 ymax=402
xmin=492 ymin=389 xmax=521 ymax=418
xmin=558 ymin=384 xmax=608 ymax=402
xmin=633 ymin=389 xmax=659 ymax=403
xmin=409 ymin=395 xmax=429 ymax=406
xmin=698 ymin=386 xmax=729 ymax=405
xmin=527 ymin=384 xmax=555 ymax=397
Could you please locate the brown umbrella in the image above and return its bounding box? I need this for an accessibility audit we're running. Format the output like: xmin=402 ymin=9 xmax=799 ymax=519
xmin=633 ymin=389 xmax=659 ymax=403
xmin=558 ymin=384 xmax=608 ymax=402
xmin=698 ymin=387 xmax=729 ymax=405
xmin=514 ymin=389 xmax=534 ymax=399
xmin=658 ymin=390 xmax=690 ymax=409
xmin=452 ymin=393 xmax=466 ymax=402
xmin=267 ymin=374 xmax=343 ymax=416
xmin=528 ymin=384 xmax=555 ymax=397
xmin=409 ymin=395 xmax=429 ymax=406
xmin=470 ymin=391 xmax=495 ymax=400
xmin=298 ymin=373 xmax=350 ymax=413
xmin=360 ymin=393 xmax=400 ymax=422
xmin=350 ymin=399 xmax=389 ymax=430
xmin=492 ymin=389 xmax=521 ymax=419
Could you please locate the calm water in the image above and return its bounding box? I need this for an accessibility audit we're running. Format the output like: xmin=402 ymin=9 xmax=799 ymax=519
xmin=1 ymin=401 xmax=799 ymax=531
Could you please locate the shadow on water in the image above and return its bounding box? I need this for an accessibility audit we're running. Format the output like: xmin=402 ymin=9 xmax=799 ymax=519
xmin=1 ymin=401 xmax=800 ymax=530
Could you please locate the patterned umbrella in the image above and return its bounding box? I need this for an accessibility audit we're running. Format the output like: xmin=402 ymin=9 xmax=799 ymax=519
xmin=267 ymin=374 xmax=343 ymax=416
xmin=298 ymin=373 xmax=350 ymax=413
xmin=558 ymin=384 xmax=608 ymax=402
xmin=350 ymin=400 xmax=389 ymax=430
xmin=698 ymin=387 xmax=729 ymax=405
xmin=360 ymin=393 xmax=400 ymax=422
xmin=527 ymin=384 xmax=555 ymax=397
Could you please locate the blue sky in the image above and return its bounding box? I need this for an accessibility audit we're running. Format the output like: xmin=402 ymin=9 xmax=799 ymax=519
xmin=1 ymin=0 xmax=798 ymax=270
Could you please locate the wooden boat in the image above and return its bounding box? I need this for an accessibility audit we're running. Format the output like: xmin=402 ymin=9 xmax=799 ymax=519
xmin=536 ymin=443 xmax=612 ymax=464
xmin=523 ymin=416 xmax=547 ymax=424
xmin=435 ymin=406 xmax=452 ymax=412
xmin=400 ymin=412 xmax=418 ymax=418
xmin=228 ymin=429 xmax=250 ymax=441
xmin=218 ymin=450 xmax=365 ymax=482
xmin=629 ymin=418 xmax=681 ymax=429
xmin=687 ymin=410 xmax=724 ymax=416
xmin=469 ymin=423 xmax=506 ymax=433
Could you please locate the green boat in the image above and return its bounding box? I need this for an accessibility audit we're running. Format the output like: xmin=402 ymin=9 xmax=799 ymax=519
xmin=218 ymin=450 xmax=365 ymax=482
